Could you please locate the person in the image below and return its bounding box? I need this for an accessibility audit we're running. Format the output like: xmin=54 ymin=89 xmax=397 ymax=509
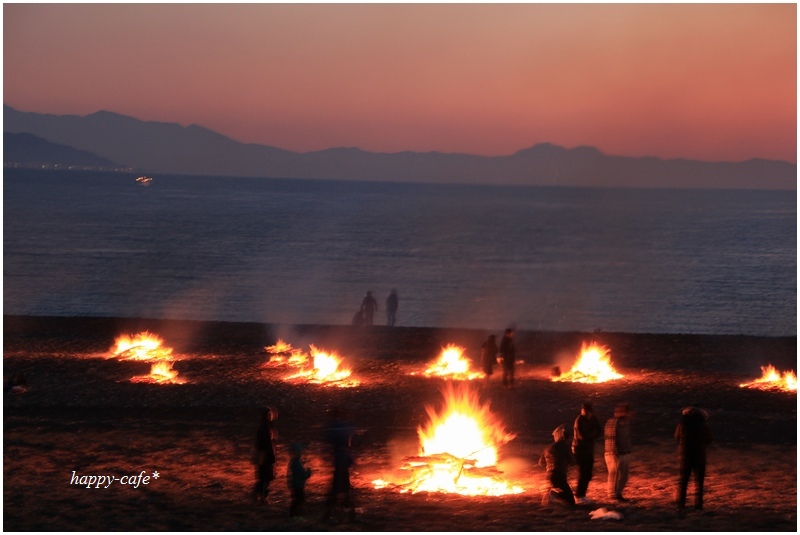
xmin=572 ymin=401 xmax=603 ymax=504
xmin=252 ymin=407 xmax=278 ymax=505
xmin=481 ymin=334 xmax=498 ymax=387
xmin=604 ymin=402 xmax=632 ymax=502
xmin=323 ymin=408 xmax=357 ymax=522
xmin=675 ymin=404 xmax=713 ymax=511
xmin=287 ymin=443 xmax=312 ymax=517
xmin=499 ymin=328 xmax=516 ymax=388
xmin=360 ymin=291 xmax=378 ymax=326
xmin=539 ymin=424 xmax=576 ymax=506
xmin=385 ymin=289 xmax=399 ymax=326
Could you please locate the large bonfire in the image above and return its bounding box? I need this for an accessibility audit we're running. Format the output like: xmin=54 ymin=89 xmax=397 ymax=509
xmin=413 ymin=344 xmax=483 ymax=380
xmin=373 ymin=384 xmax=522 ymax=496
xmin=110 ymin=332 xmax=185 ymax=384
xmin=739 ymin=364 xmax=797 ymax=392
xmin=552 ymin=341 xmax=623 ymax=383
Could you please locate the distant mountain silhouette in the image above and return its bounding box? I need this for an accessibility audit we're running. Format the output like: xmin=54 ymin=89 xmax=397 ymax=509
xmin=4 ymin=131 xmax=122 ymax=170
xmin=3 ymin=105 xmax=795 ymax=189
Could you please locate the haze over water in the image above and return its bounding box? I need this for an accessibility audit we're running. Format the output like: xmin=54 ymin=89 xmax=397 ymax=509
xmin=3 ymin=169 xmax=796 ymax=337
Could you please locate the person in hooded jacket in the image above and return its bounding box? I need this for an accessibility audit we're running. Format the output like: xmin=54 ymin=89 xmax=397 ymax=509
xmin=675 ymin=404 xmax=713 ymax=510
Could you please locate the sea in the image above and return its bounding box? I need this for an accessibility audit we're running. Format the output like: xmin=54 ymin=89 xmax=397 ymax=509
xmin=3 ymin=168 xmax=796 ymax=337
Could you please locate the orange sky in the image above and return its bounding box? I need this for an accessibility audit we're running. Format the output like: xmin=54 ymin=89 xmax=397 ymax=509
xmin=3 ymin=3 xmax=797 ymax=163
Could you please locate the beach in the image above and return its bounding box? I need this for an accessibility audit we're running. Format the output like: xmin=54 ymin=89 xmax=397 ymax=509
xmin=3 ymin=315 xmax=797 ymax=531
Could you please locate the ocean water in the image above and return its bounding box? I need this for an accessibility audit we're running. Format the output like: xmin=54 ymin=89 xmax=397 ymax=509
xmin=3 ymin=169 xmax=796 ymax=336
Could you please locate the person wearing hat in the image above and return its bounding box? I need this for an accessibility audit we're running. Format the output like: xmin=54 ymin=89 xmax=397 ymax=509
xmin=539 ymin=424 xmax=576 ymax=506
xmin=572 ymin=401 xmax=602 ymax=504
xmin=604 ymin=402 xmax=633 ymax=502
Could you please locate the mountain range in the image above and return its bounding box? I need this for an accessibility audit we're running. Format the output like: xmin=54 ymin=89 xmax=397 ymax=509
xmin=3 ymin=105 xmax=795 ymax=189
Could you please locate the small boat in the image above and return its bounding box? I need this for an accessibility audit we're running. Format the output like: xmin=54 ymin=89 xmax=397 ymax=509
xmin=136 ymin=176 xmax=153 ymax=186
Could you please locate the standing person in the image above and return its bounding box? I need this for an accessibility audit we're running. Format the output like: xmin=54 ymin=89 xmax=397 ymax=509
xmin=385 ymin=289 xmax=399 ymax=326
xmin=539 ymin=424 xmax=576 ymax=506
xmin=604 ymin=403 xmax=632 ymax=502
xmin=322 ymin=408 xmax=357 ymax=522
xmin=252 ymin=407 xmax=278 ymax=505
xmin=573 ymin=401 xmax=603 ymax=504
xmin=287 ymin=443 xmax=312 ymax=517
xmin=360 ymin=291 xmax=378 ymax=326
xmin=675 ymin=404 xmax=713 ymax=511
xmin=499 ymin=328 xmax=516 ymax=388
xmin=481 ymin=334 xmax=498 ymax=387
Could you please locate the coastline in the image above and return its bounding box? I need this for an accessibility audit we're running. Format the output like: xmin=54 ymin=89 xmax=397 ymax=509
xmin=4 ymin=314 xmax=797 ymax=531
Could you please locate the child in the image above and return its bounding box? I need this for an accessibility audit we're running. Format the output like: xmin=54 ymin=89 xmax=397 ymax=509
xmin=287 ymin=443 xmax=312 ymax=517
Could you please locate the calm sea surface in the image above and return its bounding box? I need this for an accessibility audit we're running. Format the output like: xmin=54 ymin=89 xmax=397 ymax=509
xmin=3 ymin=169 xmax=796 ymax=336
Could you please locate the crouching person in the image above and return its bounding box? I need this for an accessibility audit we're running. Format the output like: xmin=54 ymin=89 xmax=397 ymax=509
xmin=539 ymin=424 xmax=576 ymax=507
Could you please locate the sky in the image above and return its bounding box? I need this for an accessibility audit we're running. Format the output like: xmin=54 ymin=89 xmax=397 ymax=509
xmin=3 ymin=3 xmax=797 ymax=163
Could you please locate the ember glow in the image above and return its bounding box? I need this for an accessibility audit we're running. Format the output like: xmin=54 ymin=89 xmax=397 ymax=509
xmin=552 ymin=342 xmax=623 ymax=383
xmin=283 ymin=345 xmax=359 ymax=388
xmin=263 ymin=339 xmax=308 ymax=367
xmin=130 ymin=361 xmax=185 ymax=384
xmin=373 ymin=384 xmax=522 ymax=496
xmin=111 ymin=332 xmax=173 ymax=361
xmin=414 ymin=344 xmax=483 ymax=380
xmin=739 ymin=365 xmax=797 ymax=392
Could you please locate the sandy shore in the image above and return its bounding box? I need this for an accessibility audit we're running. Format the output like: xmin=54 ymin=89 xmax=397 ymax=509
xmin=3 ymin=315 xmax=797 ymax=531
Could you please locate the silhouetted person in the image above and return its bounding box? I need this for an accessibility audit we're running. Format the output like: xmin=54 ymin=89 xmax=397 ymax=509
xmin=499 ymin=328 xmax=516 ymax=387
xmin=323 ymin=408 xmax=357 ymax=522
xmin=360 ymin=291 xmax=378 ymax=326
xmin=604 ymin=402 xmax=632 ymax=502
xmin=481 ymin=334 xmax=498 ymax=387
xmin=572 ymin=401 xmax=602 ymax=504
xmin=287 ymin=443 xmax=312 ymax=517
xmin=675 ymin=404 xmax=713 ymax=511
xmin=252 ymin=407 xmax=277 ymax=505
xmin=539 ymin=424 xmax=576 ymax=506
xmin=386 ymin=289 xmax=399 ymax=326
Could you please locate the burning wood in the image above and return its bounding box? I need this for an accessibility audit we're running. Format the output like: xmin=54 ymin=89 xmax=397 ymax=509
xmin=282 ymin=345 xmax=359 ymax=388
xmin=111 ymin=332 xmax=173 ymax=361
xmin=552 ymin=341 xmax=622 ymax=383
xmin=412 ymin=344 xmax=483 ymax=380
xmin=130 ymin=360 xmax=186 ymax=384
xmin=373 ymin=384 xmax=523 ymax=496
xmin=739 ymin=365 xmax=797 ymax=392
xmin=263 ymin=339 xmax=308 ymax=367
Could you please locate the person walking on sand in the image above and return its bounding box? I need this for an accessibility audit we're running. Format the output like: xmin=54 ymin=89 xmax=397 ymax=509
xmin=360 ymin=291 xmax=378 ymax=326
xmin=499 ymin=328 xmax=516 ymax=388
xmin=572 ymin=401 xmax=603 ymax=504
xmin=604 ymin=403 xmax=632 ymax=502
xmin=323 ymin=407 xmax=358 ymax=522
xmin=287 ymin=443 xmax=312 ymax=517
xmin=481 ymin=334 xmax=498 ymax=387
xmin=675 ymin=404 xmax=713 ymax=511
xmin=385 ymin=289 xmax=399 ymax=326
xmin=252 ymin=407 xmax=278 ymax=505
xmin=539 ymin=424 xmax=576 ymax=507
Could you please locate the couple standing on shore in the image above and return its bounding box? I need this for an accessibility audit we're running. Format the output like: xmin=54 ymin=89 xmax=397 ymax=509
xmin=357 ymin=289 xmax=399 ymax=327
xmin=481 ymin=328 xmax=516 ymax=388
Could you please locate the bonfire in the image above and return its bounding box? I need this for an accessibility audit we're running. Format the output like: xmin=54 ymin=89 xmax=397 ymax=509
xmin=739 ymin=365 xmax=797 ymax=392
xmin=413 ymin=344 xmax=483 ymax=380
xmin=130 ymin=360 xmax=186 ymax=384
xmin=283 ymin=345 xmax=359 ymax=388
xmin=552 ymin=341 xmax=623 ymax=383
xmin=373 ymin=384 xmax=523 ymax=496
xmin=111 ymin=331 xmax=173 ymax=361
xmin=263 ymin=339 xmax=308 ymax=367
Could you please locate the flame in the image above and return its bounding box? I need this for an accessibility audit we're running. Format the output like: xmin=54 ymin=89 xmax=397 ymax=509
xmin=283 ymin=345 xmax=359 ymax=388
xmin=415 ymin=344 xmax=483 ymax=380
xmin=373 ymin=384 xmax=522 ymax=496
xmin=130 ymin=360 xmax=185 ymax=384
xmin=264 ymin=339 xmax=308 ymax=367
xmin=739 ymin=365 xmax=797 ymax=392
xmin=111 ymin=332 xmax=173 ymax=361
xmin=552 ymin=342 xmax=623 ymax=383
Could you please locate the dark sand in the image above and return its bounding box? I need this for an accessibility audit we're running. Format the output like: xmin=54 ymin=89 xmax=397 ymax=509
xmin=3 ymin=315 xmax=797 ymax=532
